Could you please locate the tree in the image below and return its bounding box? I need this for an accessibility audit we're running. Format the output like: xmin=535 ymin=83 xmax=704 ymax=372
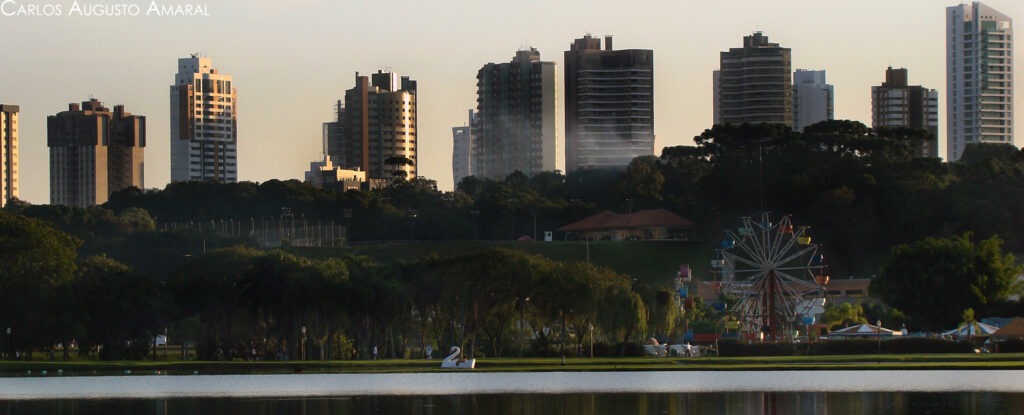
xmin=872 ymin=233 xmax=1022 ymax=330
xmin=822 ymin=303 xmax=868 ymax=330
xmin=74 ymin=255 xmax=165 ymax=360
xmin=616 ymin=156 xmax=665 ymax=206
xmin=0 ymin=212 xmax=80 ymax=354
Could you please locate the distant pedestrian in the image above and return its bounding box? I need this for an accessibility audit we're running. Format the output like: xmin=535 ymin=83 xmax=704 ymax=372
xmin=372 ymin=345 xmax=379 ymax=360
xmin=425 ymin=344 xmax=433 ymax=359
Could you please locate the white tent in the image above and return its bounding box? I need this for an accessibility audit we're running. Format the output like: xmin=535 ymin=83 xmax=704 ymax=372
xmin=829 ymin=323 xmax=903 ymax=338
xmin=942 ymin=322 xmax=999 ymax=340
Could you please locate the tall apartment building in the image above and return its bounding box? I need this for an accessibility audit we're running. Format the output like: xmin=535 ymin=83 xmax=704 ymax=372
xmin=322 ymin=100 xmax=344 ymax=166
xmin=337 ymin=70 xmax=417 ymax=184
xmin=872 ymin=67 xmax=940 ymax=158
xmin=792 ymin=69 xmax=834 ymax=132
xmin=946 ymin=2 xmax=1013 ymax=161
xmin=170 ymin=54 xmax=237 ymax=182
xmin=475 ymin=49 xmax=556 ymax=180
xmin=565 ymin=35 xmax=654 ymax=172
xmin=452 ymin=110 xmax=476 ymax=186
xmin=48 ymin=99 xmax=145 ymax=207
xmin=0 ymin=105 xmax=18 ymax=208
xmin=715 ymin=32 xmax=792 ymax=127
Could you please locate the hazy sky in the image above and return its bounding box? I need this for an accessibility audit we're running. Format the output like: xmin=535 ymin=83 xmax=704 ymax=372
xmin=2 ymin=0 xmax=1021 ymax=204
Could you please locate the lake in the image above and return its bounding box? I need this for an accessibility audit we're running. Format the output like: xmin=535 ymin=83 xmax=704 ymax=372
xmin=1 ymin=371 xmax=1022 ymax=414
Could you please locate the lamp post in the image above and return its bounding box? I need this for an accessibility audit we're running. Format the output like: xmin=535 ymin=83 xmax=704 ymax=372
xmin=876 ymin=320 xmax=882 ymax=355
xmin=407 ymin=209 xmax=418 ymax=241
xmin=470 ymin=210 xmax=480 ymax=240
xmin=519 ymin=297 xmax=529 ymax=357
xmin=301 ymin=326 xmax=308 ymax=361
xmin=589 ymin=323 xmax=594 ymax=358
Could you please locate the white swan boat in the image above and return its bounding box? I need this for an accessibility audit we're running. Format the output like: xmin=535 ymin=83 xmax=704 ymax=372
xmin=440 ymin=346 xmax=476 ymax=369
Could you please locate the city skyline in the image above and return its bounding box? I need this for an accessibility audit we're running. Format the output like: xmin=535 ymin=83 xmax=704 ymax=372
xmin=1 ymin=0 xmax=1021 ymax=204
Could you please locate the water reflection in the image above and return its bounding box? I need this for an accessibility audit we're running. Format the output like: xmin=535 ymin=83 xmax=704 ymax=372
xmin=3 ymin=393 xmax=1024 ymax=415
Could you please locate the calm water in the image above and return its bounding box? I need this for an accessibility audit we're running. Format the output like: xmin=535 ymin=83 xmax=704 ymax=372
xmin=2 ymin=393 xmax=1023 ymax=414
xmin=1 ymin=371 xmax=1022 ymax=414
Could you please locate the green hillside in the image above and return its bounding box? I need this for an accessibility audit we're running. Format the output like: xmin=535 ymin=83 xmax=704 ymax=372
xmin=293 ymin=240 xmax=713 ymax=287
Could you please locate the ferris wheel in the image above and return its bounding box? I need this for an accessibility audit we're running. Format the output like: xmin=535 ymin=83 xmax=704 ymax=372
xmin=711 ymin=212 xmax=829 ymax=341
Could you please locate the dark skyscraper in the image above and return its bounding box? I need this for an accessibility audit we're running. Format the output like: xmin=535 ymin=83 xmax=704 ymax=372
xmin=48 ymin=99 xmax=145 ymax=207
xmin=475 ymin=48 xmax=557 ymax=180
xmin=564 ymin=35 xmax=654 ymax=173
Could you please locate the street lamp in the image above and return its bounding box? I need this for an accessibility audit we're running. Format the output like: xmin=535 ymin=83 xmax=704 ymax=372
xmin=407 ymin=209 xmax=418 ymax=241
xmin=876 ymin=320 xmax=882 ymax=355
xmin=470 ymin=210 xmax=480 ymax=240
xmin=519 ymin=297 xmax=530 ymax=357
xmin=343 ymin=209 xmax=353 ymax=244
xmin=301 ymin=326 xmax=308 ymax=361
xmin=589 ymin=323 xmax=594 ymax=358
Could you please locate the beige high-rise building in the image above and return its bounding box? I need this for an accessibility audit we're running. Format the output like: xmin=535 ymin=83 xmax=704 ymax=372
xmin=48 ymin=99 xmax=145 ymax=207
xmin=0 ymin=104 xmax=18 ymax=208
xmin=715 ymin=32 xmax=792 ymax=127
xmin=872 ymin=67 xmax=940 ymax=158
xmin=171 ymin=54 xmax=237 ymax=182
xmin=339 ymin=70 xmax=417 ymax=185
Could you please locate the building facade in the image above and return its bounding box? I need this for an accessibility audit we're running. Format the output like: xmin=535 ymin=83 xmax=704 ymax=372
xmin=475 ymin=49 xmax=556 ymax=180
xmin=338 ymin=70 xmax=417 ymax=185
xmin=792 ymin=69 xmax=834 ymax=132
xmin=0 ymin=105 xmax=18 ymax=207
xmin=565 ymin=35 xmax=654 ymax=172
xmin=170 ymin=55 xmax=237 ymax=182
xmin=872 ymin=67 xmax=940 ymax=158
xmin=452 ymin=109 xmax=476 ymax=186
xmin=48 ymin=99 xmax=145 ymax=207
xmin=716 ymin=32 xmax=792 ymax=127
xmin=946 ymin=2 xmax=1013 ymax=161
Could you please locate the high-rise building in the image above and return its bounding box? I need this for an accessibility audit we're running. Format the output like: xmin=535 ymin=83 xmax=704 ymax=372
xmin=452 ymin=109 xmax=476 ymax=186
xmin=170 ymin=54 xmax=237 ymax=182
xmin=337 ymin=70 xmax=417 ymax=185
xmin=48 ymin=99 xmax=145 ymax=207
xmin=0 ymin=104 xmax=18 ymax=208
xmin=475 ymin=49 xmax=556 ymax=180
xmin=946 ymin=2 xmax=1013 ymax=161
xmin=872 ymin=67 xmax=940 ymax=158
xmin=715 ymin=32 xmax=792 ymax=126
xmin=322 ymin=100 xmax=345 ymax=166
xmin=792 ymin=69 xmax=834 ymax=132
xmin=565 ymin=35 xmax=654 ymax=172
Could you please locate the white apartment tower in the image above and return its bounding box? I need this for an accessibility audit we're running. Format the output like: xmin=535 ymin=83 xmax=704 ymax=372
xmin=946 ymin=2 xmax=1013 ymax=161
xmin=792 ymin=69 xmax=834 ymax=132
xmin=171 ymin=55 xmax=238 ymax=182
xmin=0 ymin=105 xmax=18 ymax=207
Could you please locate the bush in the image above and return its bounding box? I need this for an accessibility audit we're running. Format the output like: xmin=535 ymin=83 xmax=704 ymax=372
xmin=716 ymin=337 xmax=975 ymax=356
xmin=995 ymin=339 xmax=1024 ymax=353
xmin=717 ymin=340 xmax=798 ymax=357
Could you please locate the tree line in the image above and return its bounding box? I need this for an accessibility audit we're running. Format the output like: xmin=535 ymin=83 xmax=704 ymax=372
xmin=4 ymin=119 xmax=1024 ymax=356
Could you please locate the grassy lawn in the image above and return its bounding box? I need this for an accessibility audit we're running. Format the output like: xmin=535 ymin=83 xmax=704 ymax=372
xmin=296 ymin=240 xmax=713 ymax=286
xmin=3 ymin=354 xmax=1023 ymax=377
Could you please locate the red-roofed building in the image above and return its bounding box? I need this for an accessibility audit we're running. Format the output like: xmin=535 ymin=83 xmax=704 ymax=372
xmin=557 ymin=209 xmax=697 ymax=241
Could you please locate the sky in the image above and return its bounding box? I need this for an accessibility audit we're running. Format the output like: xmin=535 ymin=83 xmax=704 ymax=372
xmin=1 ymin=0 xmax=1022 ymax=204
